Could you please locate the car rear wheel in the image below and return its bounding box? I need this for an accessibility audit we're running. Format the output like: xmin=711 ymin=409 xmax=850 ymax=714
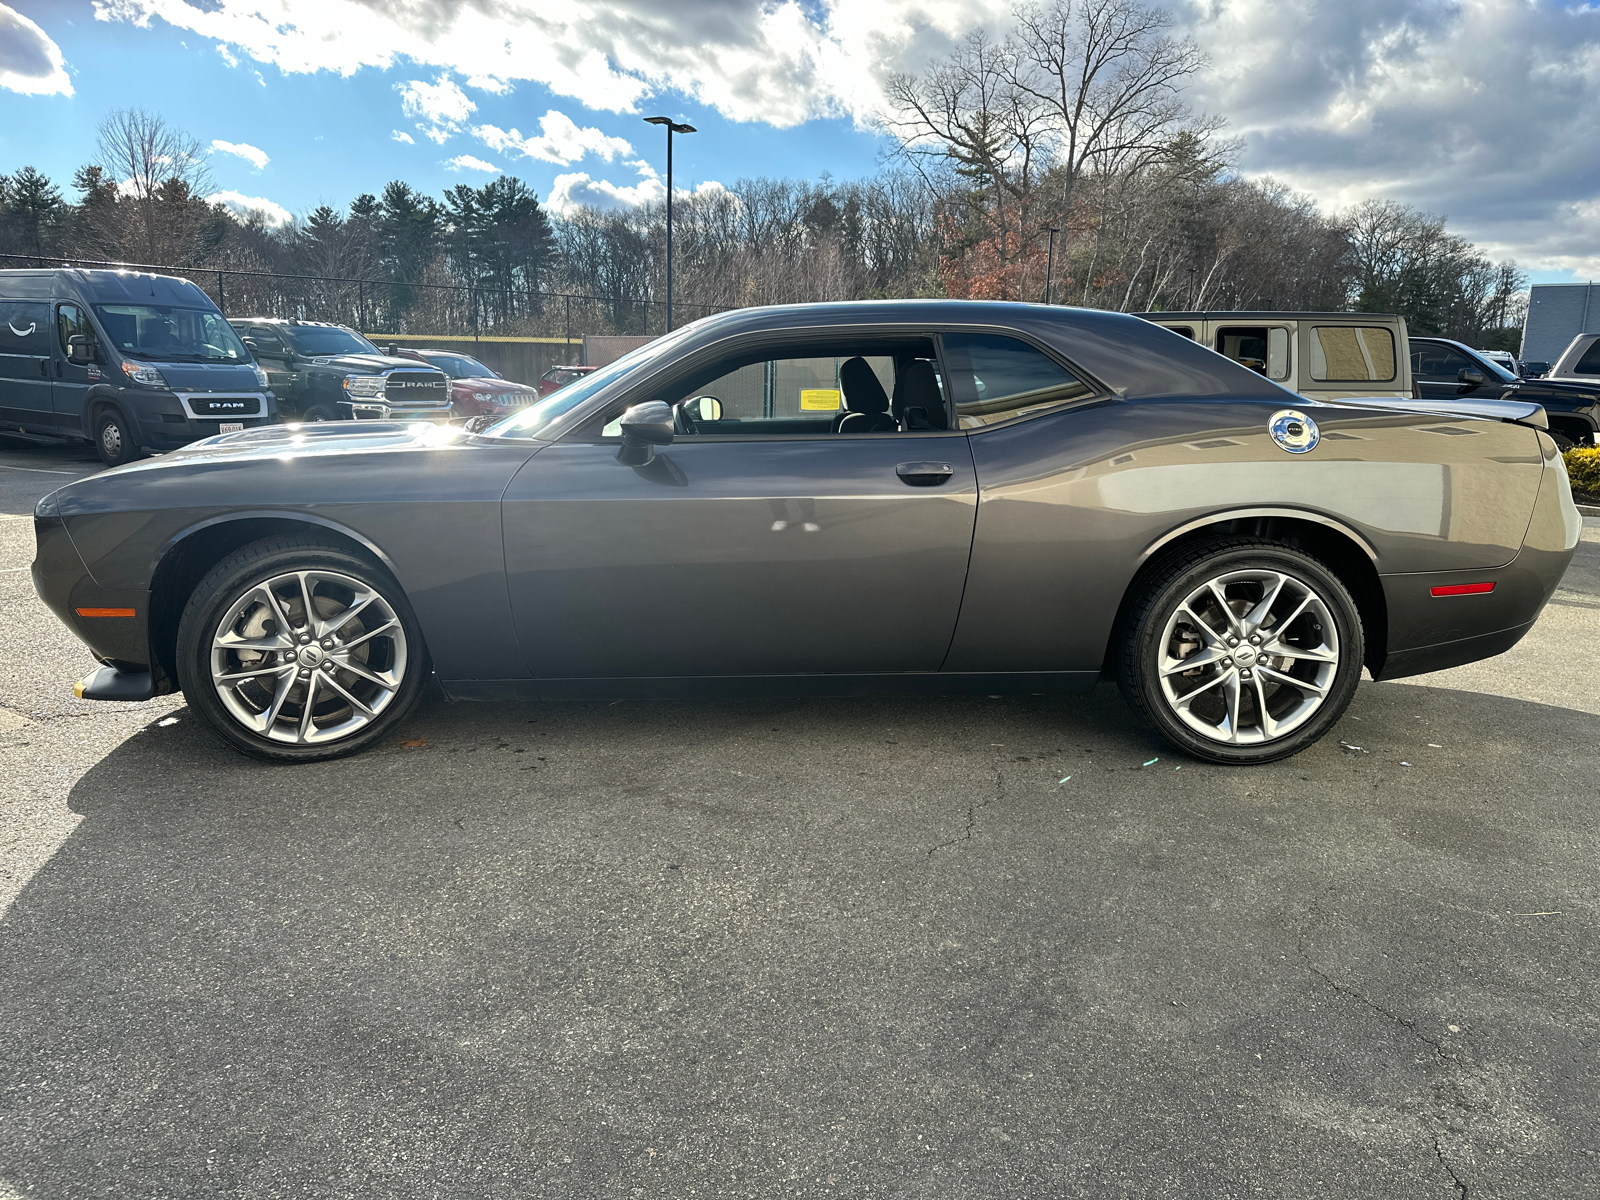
xmin=175 ymin=537 xmax=429 ymax=762
xmin=1118 ymin=539 xmax=1364 ymax=764
xmin=300 ymin=403 xmax=339 ymax=422
xmin=95 ymin=409 xmax=141 ymax=467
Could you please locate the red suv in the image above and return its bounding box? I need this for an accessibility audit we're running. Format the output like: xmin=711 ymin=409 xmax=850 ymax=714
xmin=392 ymin=348 xmax=541 ymax=416
xmin=538 ymin=364 xmax=597 ymax=395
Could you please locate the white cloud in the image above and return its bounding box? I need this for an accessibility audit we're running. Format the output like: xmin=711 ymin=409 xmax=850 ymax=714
xmin=90 ymin=0 xmax=1013 ymax=126
xmin=210 ymin=138 xmax=269 ymax=169
xmin=391 ymin=129 xmax=414 ymax=144
xmin=475 ymin=110 xmax=633 ymax=165
xmin=0 ymin=3 xmax=72 ymax=96
xmin=548 ymin=171 xmax=667 ymax=217
xmin=397 ymin=73 xmax=475 ymax=143
xmin=445 ymin=154 xmax=500 ymax=173
xmin=207 ymin=189 xmax=293 ymax=227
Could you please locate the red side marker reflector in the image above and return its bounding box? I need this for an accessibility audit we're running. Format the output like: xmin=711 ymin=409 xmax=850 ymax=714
xmin=1430 ymin=582 xmax=1495 ymax=597
xmin=76 ymin=607 xmax=136 ymax=618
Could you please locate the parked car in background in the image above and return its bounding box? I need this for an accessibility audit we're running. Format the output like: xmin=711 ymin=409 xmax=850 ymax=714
xmin=226 ymin=318 xmax=450 ymax=423
xmin=538 ymin=364 xmax=596 ymax=395
xmin=1136 ymin=311 xmax=1415 ymax=403
xmin=1548 ymin=333 xmax=1600 ymax=385
xmin=1519 ymin=361 xmax=1551 ymax=379
xmin=1479 ymin=349 xmax=1520 ymax=374
xmin=390 ymin=347 xmax=540 ymax=417
xmin=1410 ymin=336 xmax=1599 ymax=449
xmin=0 ymin=268 xmax=277 ymax=466
xmin=35 ymin=300 xmax=1577 ymax=766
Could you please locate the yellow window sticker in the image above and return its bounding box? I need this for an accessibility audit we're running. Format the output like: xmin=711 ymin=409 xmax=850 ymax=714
xmin=800 ymin=388 xmax=841 ymax=411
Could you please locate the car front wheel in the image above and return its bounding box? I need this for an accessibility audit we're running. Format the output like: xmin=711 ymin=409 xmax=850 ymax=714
xmin=95 ymin=409 xmax=141 ymax=467
xmin=1118 ymin=539 xmax=1365 ymax=764
xmin=175 ymin=537 xmax=429 ymax=761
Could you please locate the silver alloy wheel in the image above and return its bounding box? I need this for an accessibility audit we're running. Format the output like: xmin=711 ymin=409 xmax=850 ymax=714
xmin=209 ymin=568 xmax=407 ymax=745
xmin=100 ymin=420 xmax=122 ymax=458
xmin=1156 ymin=568 xmax=1339 ymax=745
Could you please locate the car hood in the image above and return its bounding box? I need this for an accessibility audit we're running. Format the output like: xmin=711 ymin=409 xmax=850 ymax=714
xmin=455 ymin=376 xmax=539 ymax=393
xmin=94 ymin=420 xmax=478 ymax=477
xmin=314 ymin=353 xmax=427 ymax=373
xmin=1334 ymin=395 xmax=1549 ymax=428
xmin=141 ymin=361 xmax=265 ymax=391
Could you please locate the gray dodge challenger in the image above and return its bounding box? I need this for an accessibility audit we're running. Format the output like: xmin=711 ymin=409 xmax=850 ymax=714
xmin=31 ymin=300 xmax=1581 ymax=764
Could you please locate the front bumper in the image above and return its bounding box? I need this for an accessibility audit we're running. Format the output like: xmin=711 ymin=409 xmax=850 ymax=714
xmin=341 ymin=400 xmax=455 ymax=422
xmin=32 ymin=497 xmax=158 ymax=682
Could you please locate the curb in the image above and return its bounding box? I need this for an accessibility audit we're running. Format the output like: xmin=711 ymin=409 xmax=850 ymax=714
xmin=1579 ymin=504 xmax=1600 ymax=518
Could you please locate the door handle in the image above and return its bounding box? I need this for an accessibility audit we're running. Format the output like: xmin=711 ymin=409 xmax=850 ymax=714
xmin=896 ymin=461 xmax=954 ymax=486
xmin=39 ymin=359 xmax=48 ymax=378
xmin=55 ymin=360 xmax=64 ymax=377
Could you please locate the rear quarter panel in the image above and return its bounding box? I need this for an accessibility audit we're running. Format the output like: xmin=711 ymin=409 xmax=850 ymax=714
xmin=945 ymin=397 xmax=1545 ymax=672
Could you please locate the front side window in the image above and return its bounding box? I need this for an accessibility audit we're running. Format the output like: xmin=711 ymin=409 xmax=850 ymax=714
xmin=248 ymin=326 xmax=286 ymax=354
xmin=1216 ymin=326 xmax=1290 ymax=381
xmin=940 ymin=333 xmax=1089 ymax=427
xmin=91 ymin=304 xmax=249 ymax=362
xmin=283 ymin=326 xmax=380 ymax=358
xmin=1309 ymin=326 xmax=1396 ymax=382
xmin=57 ymin=303 xmax=89 ymax=356
xmin=1410 ymin=342 xmax=1478 ymax=381
xmin=595 ymin=338 xmax=947 ymax=438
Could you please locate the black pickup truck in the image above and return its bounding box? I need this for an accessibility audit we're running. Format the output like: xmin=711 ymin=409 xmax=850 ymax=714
xmin=1410 ymin=336 xmax=1599 ymax=449
xmin=226 ymin=318 xmax=451 ymax=422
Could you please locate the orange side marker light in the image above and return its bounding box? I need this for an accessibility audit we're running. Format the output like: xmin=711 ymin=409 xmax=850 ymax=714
xmin=75 ymin=607 xmax=136 ymax=617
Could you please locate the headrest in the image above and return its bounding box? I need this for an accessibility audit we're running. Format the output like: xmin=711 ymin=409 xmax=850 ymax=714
xmin=839 ymin=357 xmax=889 ymax=414
xmin=898 ymin=359 xmax=946 ymax=429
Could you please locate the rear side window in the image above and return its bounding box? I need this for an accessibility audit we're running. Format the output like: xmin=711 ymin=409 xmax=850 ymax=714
xmin=0 ymin=300 xmax=50 ymax=354
xmin=249 ymin=326 xmax=286 ymax=353
xmin=1309 ymin=326 xmax=1396 ymax=382
xmin=1575 ymin=338 xmax=1600 ymax=376
xmin=941 ymin=333 xmax=1090 ymax=427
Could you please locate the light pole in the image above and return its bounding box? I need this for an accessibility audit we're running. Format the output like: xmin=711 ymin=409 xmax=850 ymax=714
xmin=644 ymin=116 xmax=696 ymax=332
xmin=1044 ymin=226 xmax=1060 ymax=305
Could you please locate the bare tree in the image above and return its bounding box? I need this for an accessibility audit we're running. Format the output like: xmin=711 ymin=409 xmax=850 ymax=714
xmin=95 ymin=107 xmax=213 ymax=262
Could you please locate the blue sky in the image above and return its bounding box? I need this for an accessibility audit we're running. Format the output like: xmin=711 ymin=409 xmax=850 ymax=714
xmin=2 ymin=0 xmax=1598 ymax=284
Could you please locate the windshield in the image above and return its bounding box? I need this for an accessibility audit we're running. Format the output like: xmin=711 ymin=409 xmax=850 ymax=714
xmin=286 ymin=326 xmax=381 ymax=357
xmin=426 ymin=353 xmax=496 ymax=378
xmin=485 ymin=329 xmax=692 ymax=439
xmin=92 ymin=304 xmax=250 ymax=363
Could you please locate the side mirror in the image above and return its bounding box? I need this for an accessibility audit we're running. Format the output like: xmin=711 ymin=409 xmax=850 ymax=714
xmin=684 ymin=395 xmax=723 ymax=422
xmin=67 ymin=334 xmax=95 ymax=365
xmin=617 ymin=401 xmax=674 ymax=465
xmin=1458 ymin=367 xmax=1486 ymax=388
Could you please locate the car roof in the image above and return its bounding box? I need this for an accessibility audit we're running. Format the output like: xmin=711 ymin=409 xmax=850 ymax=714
xmin=226 ymin=317 xmax=355 ymax=330
xmin=1135 ymin=310 xmax=1402 ymax=321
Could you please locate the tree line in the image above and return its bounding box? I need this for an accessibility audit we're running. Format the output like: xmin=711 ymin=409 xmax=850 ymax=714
xmin=0 ymin=3 xmax=1527 ymax=347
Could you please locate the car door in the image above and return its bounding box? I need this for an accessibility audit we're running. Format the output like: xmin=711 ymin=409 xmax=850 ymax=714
xmin=0 ymin=296 xmax=56 ymax=431
xmin=246 ymin=325 xmax=296 ymax=401
xmin=50 ymin=301 xmax=95 ymax=435
xmin=500 ymin=335 xmax=979 ymax=682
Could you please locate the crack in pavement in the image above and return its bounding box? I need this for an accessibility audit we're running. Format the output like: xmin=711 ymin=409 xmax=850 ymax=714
xmin=927 ymin=762 xmax=1004 ymax=857
xmin=1294 ymin=891 xmax=1476 ymax=1199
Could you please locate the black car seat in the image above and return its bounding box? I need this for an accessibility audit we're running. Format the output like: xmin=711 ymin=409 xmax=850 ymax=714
xmin=893 ymin=359 xmax=947 ymax=430
xmin=835 ymin=357 xmax=897 ymax=433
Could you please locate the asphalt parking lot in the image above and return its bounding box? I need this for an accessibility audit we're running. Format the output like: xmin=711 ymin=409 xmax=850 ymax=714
xmin=1 ymin=438 xmax=1597 ymax=1199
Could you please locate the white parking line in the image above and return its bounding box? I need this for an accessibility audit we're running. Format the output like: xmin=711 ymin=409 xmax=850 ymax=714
xmin=0 ymin=464 xmax=79 ymax=475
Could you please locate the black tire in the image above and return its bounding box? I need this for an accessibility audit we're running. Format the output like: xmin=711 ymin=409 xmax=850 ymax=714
xmin=1118 ymin=538 xmax=1365 ymax=764
xmin=299 ymin=402 xmax=340 ymax=423
xmin=94 ymin=408 xmax=141 ymax=467
xmin=175 ymin=536 xmax=429 ymax=762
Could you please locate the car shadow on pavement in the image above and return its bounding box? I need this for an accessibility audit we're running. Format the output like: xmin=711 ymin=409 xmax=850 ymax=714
xmin=1 ymin=683 xmax=1597 ymax=1199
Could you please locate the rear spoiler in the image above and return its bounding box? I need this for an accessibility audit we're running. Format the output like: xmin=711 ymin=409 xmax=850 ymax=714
xmin=1336 ymin=396 xmax=1548 ymax=430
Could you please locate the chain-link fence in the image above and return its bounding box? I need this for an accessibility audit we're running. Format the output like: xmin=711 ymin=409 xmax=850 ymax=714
xmin=0 ymin=253 xmax=732 ymax=340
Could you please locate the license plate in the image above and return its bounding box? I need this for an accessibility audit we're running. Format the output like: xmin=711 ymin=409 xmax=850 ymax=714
xmin=219 ymin=422 xmax=244 ymax=434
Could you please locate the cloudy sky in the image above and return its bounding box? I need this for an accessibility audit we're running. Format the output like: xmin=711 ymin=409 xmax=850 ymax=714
xmin=0 ymin=0 xmax=1597 ymax=281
